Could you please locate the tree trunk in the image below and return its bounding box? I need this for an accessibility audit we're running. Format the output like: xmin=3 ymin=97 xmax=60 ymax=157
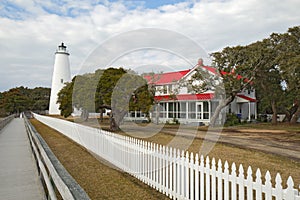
xmin=99 ymin=108 xmax=103 ymax=122
xmin=271 ymin=100 xmax=277 ymax=125
xmin=283 ymin=110 xmax=291 ymax=122
xmin=81 ymin=109 xmax=89 ymax=121
xmin=210 ymin=95 xmax=235 ymax=127
xmin=109 ymin=111 xmax=127 ymax=131
xmin=290 ymin=106 xmax=300 ymax=124
xmin=155 ymin=103 xmax=159 ymax=125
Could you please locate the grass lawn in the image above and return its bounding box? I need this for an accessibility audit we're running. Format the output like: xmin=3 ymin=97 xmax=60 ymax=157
xmin=76 ymin=117 xmax=300 ymax=187
xmin=30 ymin=119 xmax=169 ymax=200
xmin=45 ymin=115 xmax=300 ymax=189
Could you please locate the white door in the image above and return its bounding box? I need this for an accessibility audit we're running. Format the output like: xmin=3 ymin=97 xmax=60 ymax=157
xmin=196 ymin=102 xmax=203 ymax=120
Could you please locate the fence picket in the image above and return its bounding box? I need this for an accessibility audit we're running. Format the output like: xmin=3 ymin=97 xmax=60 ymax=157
xmin=255 ymin=169 xmax=262 ymax=200
xmin=181 ymin=150 xmax=185 ymax=198
xmin=224 ymin=161 xmax=229 ymax=200
xmin=200 ymin=155 xmax=205 ymax=200
xmin=211 ymin=158 xmax=216 ymax=200
xmin=246 ymin=166 xmax=253 ymax=200
xmin=33 ymin=114 xmax=300 ymax=200
xmin=231 ymin=162 xmax=237 ymax=200
xmin=285 ymin=176 xmax=296 ymax=200
xmin=165 ymin=146 xmax=169 ymax=196
xmin=186 ymin=152 xmax=190 ymax=199
xmin=195 ymin=154 xmax=199 ymax=200
xmin=176 ymin=149 xmax=180 ymax=199
xmin=275 ymin=173 xmax=283 ymax=199
xmin=217 ymin=159 xmax=223 ymax=200
xmin=238 ymin=164 xmax=245 ymax=200
xmin=190 ymin=152 xmax=195 ymax=200
xmin=206 ymin=156 xmax=211 ymax=200
xmin=265 ymin=171 xmax=272 ymax=200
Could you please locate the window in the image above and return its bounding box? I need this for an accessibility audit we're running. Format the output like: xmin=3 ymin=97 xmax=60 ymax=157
xmin=179 ymin=102 xmax=186 ymax=118
xmin=163 ymin=85 xmax=167 ymax=94
xmin=188 ymin=102 xmax=196 ymax=119
xmin=168 ymin=102 xmax=174 ymax=118
xmin=203 ymin=101 xmax=210 ymax=119
xmin=159 ymin=102 xmax=167 ymax=118
xmin=61 ymin=79 xmax=63 ymax=83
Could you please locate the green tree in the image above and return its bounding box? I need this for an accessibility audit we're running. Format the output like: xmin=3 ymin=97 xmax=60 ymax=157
xmin=97 ymin=68 xmax=154 ymax=130
xmin=57 ymin=79 xmax=74 ymax=118
xmin=208 ymin=44 xmax=261 ymax=126
xmin=0 ymin=86 xmax=50 ymax=116
xmin=274 ymin=26 xmax=300 ymax=123
xmin=58 ymin=67 xmax=154 ymax=130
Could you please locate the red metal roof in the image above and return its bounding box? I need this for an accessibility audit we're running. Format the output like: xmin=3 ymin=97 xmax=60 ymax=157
xmin=144 ymin=66 xmax=252 ymax=85
xmin=202 ymin=66 xmax=251 ymax=83
xmin=237 ymin=94 xmax=256 ymax=102
xmin=154 ymin=93 xmax=214 ymax=101
xmin=144 ymin=69 xmax=191 ymax=85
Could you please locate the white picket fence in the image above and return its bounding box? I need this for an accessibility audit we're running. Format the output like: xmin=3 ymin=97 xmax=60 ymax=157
xmin=33 ymin=113 xmax=300 ymax=200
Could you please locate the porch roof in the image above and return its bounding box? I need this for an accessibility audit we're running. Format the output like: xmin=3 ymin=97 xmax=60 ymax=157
xmin=154 ymin=93 xmax=214 ymax=101
xmin=236 ymin=94 xmax=256 ymax=102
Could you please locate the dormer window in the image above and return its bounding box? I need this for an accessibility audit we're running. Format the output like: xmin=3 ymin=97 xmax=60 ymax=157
xmin=163 ymin=85 xmax=167 ymax=94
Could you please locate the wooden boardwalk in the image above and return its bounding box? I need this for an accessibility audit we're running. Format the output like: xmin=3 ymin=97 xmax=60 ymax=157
xmin=0 ymin=118 xmax=45 ymax=200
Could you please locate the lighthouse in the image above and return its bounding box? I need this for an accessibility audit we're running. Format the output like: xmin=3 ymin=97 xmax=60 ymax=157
xmin=49 ymin=42 xmax=71 ymax=115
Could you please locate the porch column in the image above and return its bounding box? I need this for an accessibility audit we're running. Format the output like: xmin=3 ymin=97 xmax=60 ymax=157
xmin=166 ymin=102 xmax=169 ymax=119
xmin=255 ymin=102 xmax=257 ymax=120
xmin=186 ymin=102 xmax=188 ymax=120
xmin=208 ymin=101 xmax=211 ymax=121
xmin=248 ymin=102 xmax=251 ymax=121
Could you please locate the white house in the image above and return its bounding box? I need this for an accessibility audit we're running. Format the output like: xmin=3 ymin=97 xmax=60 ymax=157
xmin=126 ymin=63 xmax=257 ymax=125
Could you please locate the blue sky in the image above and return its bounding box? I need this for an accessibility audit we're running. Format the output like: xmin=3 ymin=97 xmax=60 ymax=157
xmin=0 ymin=0 xmax=299 ymax=91
xmin=0 ymin=0 xmax=192 ymax=19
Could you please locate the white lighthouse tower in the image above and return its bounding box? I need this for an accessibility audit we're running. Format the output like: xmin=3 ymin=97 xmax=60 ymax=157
xmin=49 ymin=42 xmax=71 ymax=115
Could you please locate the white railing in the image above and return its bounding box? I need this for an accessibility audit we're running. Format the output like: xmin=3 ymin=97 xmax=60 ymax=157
xmin=0 ymin=114 xmax=14 ymax=130
xmin=33 ymin=113 xmax=300 ymax=200
xmin=25 ymin=115 xmax=90 ymax=200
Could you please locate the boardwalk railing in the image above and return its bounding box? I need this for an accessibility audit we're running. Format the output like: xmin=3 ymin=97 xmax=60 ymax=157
xmin=33 ymin=113 xmax=300 ymax=200
xmin=24 ymin=115 xmax=90 ymax=200
xmin=0 ymin=114 xmax=14 ymax=131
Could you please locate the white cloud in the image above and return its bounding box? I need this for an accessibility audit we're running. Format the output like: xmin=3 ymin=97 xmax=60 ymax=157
xmin=0 ymin=0 xmax=299 ymax=91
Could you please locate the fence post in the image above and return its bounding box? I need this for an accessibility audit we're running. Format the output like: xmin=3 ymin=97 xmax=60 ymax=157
xmin=265 ymin=171 xmax=272 ymax=200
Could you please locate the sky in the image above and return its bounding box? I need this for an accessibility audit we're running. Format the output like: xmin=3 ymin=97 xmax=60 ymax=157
xmin=0 ymin=0 xmax=299 ymax=92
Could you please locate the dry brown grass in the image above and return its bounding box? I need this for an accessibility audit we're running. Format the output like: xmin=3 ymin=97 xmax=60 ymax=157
xmin=137 ymin=130 xmax=300 ymax=188
xmin=44 ymin=116 xmax=300 ymax=189
xmin=30 ymin=119 xmax=169 ymax=200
